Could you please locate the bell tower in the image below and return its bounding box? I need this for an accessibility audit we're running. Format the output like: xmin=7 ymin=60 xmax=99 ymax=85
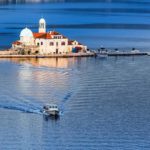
xmin=39 ymin=18 xmax=46 ymax=33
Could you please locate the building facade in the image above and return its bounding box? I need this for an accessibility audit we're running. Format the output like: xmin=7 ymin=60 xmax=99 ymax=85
xmin=12 ymin=18 xmax=87 ymax=54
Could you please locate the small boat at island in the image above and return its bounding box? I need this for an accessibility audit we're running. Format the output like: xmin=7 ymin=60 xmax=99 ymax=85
xmin=131 ymin=49 xmax=140 ymax=53
xmin=96 ymin=47 xmax=108 ymax=58
xmin=43 ymin=104 xmax=59 ymax=116
xmin=96 ymin=52 xmax=108 ymax=58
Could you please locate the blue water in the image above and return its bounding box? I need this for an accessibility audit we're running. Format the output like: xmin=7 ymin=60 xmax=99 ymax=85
xmin=1 ymin=0 xmax=150 ymax=50
xmin=1 ymin=1 xmax=150 ymax=150
xmin=1 ymin=57 xmax=150 ymax=149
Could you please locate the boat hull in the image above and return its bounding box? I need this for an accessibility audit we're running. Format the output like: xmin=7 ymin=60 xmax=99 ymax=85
xmin=96 ymin=53 xmax=108 ymax=58
xmin=43 ymin=110 xmax=59 ymax=116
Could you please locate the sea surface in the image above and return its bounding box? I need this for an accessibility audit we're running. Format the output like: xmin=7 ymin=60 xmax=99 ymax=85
xmin=1 ymin=56 xmax=150 ymax=149
xmin=1 ymin=0 xmax=150 ymax=150
xmin=1 ymin=0 xmax=150 ymax=50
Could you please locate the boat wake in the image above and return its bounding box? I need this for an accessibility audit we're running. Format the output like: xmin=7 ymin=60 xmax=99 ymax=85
xmin=63 ymin=92 xmax=73 ymax=102
xmin=0 ymin=102 xmax=43 ymax=115
xmin=0 ymin=93 xmax=73 ymax=116
xmin=58 ymin=92 xmax=73 ymax=115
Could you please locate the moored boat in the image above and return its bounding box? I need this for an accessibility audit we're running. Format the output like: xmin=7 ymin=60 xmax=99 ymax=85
xmin=96 ymin=52 xmax=108 ymax=58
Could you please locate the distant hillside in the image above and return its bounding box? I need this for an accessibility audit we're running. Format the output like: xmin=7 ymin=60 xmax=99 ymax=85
xmin=0 ymin=0 xmax=149 ymax=4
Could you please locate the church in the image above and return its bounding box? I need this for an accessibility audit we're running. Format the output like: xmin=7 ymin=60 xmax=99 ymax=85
xmin=12 ymin=18 xmax=87 ymax=55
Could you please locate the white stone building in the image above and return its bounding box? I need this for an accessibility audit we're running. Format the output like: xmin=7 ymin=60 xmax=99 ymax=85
xmin=12 ymin=18 xmax=87 ymax=54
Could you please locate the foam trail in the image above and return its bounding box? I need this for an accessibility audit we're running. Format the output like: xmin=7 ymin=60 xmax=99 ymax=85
xmin=59 ymin=92 xmax=73 ymax=114
xmin=0 ymin=103 xmax=43 ymax=115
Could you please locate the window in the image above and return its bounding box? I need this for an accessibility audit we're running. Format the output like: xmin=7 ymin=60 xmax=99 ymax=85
xmin=40 ymin=23 xmax=44 ymax=28
xmin=37 ymin=43 xmax=39 ymax=46
xmin=41 ymin=42 xmax=43 ymax=45
xmin=50 ymin=42 xmax=54 ymax=46
xmin=56 ymin=42 xmax=58 ymax=46
xmin=53 ymin=36 xmax=61 ymax=39
xmin=61 ymin=42 xmax=65 ymax=46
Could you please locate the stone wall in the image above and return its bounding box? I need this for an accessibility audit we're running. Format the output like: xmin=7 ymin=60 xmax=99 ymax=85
xmin=0 ymin=50 xmax=12 ymax=55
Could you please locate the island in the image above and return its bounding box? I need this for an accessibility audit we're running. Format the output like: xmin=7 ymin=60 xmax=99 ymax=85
xmin=0 ymin=18 xmax=94 ymax=58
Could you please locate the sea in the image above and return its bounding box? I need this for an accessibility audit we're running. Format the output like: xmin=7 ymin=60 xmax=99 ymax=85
xmin=1 ymin=0 xmax=150 ymax=150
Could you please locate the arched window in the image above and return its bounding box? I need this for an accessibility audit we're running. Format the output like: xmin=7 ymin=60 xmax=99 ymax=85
xmin=37 ymin=43 xmax=39 ymax=46
xmin=42 ymin=23 xmax=44 ymax=28
xmin=41 ymin=42 xmax=43 ymax=45
xmin=40 ymin=23 xmax=44 ymax=28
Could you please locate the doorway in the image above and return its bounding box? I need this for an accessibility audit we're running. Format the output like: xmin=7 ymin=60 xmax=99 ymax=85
xmin=56 ymin=49 xmax=58 ymax=54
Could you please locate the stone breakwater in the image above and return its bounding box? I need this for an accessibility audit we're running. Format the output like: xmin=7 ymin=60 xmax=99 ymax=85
xmin=0 ymin=49 xmax=95 ymax=58
xmin=0 ymin=49 xmax=149 ymax=58
xmin=0 ymin=50 xmax=12 ymax=55
xmin=0 ymin=52 xmax=95 ymax=58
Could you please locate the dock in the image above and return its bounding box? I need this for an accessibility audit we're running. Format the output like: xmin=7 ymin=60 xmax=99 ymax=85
xmin=107 ymin=52 xmax=147 ymax=56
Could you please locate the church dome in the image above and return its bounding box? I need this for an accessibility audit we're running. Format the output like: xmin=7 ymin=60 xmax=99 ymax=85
xmin=20 ymin=27 xmax=33 ymax=37
xmin=39 ymin=18 xmax=46 ymax=23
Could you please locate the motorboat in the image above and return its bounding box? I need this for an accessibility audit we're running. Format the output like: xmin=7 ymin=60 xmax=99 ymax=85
xmin=131 ymin=49 xmax=140 ymax=53
xmin=96 ymin=52 xmax=108 ymax=58
xmin=43 ymin=104 xmax=59 ymax=116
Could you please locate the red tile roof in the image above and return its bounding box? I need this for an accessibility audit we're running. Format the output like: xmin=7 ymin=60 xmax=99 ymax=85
xmin=33 ymin=33 xmax=52 ymax=39
xmin=33 ymin=31 xmax=67 ymax=39
xmin=12 ymin=41 xmax=22 ymax=45
xmin=50 ymin=31 xmax=60 ymax=35
xmin=68 ymin=40 xmax=74 ymax=45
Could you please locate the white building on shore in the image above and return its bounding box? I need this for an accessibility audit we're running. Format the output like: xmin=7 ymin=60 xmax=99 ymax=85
xmin=12 ymin=18 xmax=87 ymax=54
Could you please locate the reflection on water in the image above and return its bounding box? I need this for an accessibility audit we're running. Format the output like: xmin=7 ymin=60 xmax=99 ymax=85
xmin=7 ymin=58 xmax=74 ymax=68
xmin=1 ymin=0 xmax=150 ymax=148
xmin=0 ymin=58 xmax=79 ymax=107
xmin=1 ymin=57 xmax=150 ymax=149
xmin=43 ymin=114 xmax=60 ymax=121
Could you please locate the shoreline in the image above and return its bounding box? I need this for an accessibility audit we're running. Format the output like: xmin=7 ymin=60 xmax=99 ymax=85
xmin=0 ymin=51 xmax=149 ymax=59
xmin=0 ymin=53 xmax=95 ymax=58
